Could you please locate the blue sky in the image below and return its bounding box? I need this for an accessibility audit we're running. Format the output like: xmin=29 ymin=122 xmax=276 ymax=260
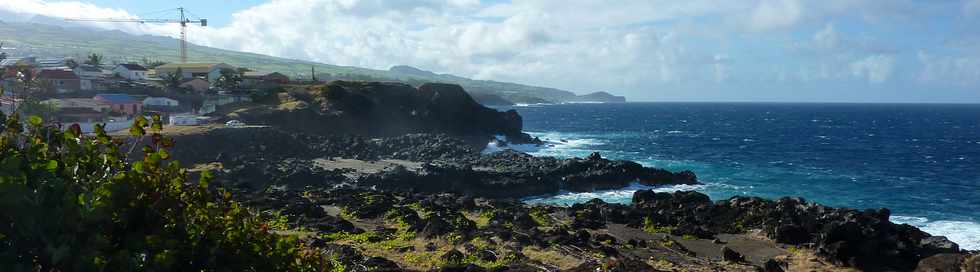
xmin=79 ymin=0 xmax=266 ymax=27
xmin=2 ymin=0 xmax=980 ymax=103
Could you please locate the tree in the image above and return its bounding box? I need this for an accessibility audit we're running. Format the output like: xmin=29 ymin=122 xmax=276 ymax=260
xmin=9 ymin=65 xmax=36 ymax=113
xmin=0 ymin=67 xmax=9 ymax=96
xmin=0 ymin=41 xmax=7 ymax=62
xmin=15 ymin=97 xmax=55 ymax=121
xmin=162 ymin=67 xmax=184 ymax=89
xmin=214 ymin=68 xmax=243 ymax=90
xmin=141 ymin=57 xmax=166 ymax=69
xmin=84 ymin=53 xmax=103 ymax=68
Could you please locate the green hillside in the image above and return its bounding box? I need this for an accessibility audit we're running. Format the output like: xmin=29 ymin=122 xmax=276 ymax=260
xmin=0 ymin=20 xmax=624 ymax=103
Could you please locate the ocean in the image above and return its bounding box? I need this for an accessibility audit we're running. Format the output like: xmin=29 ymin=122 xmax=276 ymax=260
xmin=493 ymin=102 xmax=980 ymax=250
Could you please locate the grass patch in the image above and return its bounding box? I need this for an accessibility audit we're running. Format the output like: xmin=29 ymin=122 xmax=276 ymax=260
xmin=522 ymin=246 xmax=583 ymax=270
xmin=460 ymin=251 xmax=520 ymax=269
xmin=648 ymin=258 xmax=678 ymax=270
xmin=529 ymin=208 xmax=550 ymax=227
xmin=643 ymin=217 xmax=675 ymax=234
xmin=403 ymin=251 xmax=442 ymax=268
xmin=787 ymin=245 xmax=802 ymax=255
xmin=464 ymin=211 xmax=490 ymax=227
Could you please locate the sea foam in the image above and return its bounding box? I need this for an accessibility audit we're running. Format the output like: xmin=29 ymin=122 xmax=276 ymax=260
xmin=892 ymin=216 xmax=980 ymax=250
xmin=523 ymin=182 xmax=707 ymax=206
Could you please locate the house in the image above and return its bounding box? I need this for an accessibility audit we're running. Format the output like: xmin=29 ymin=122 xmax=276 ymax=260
xmin=143 ymin=97 xmax=179 ymax=107
xmin=178 ymin=78 xmax=211 ymax=93
xmin=36 ymin=58 xmax=68 ymax=70
xmin=0 ymin=57 xmax=35 ymax=69
xmin=42 ymin=98 xmax=110 ymax=113
xmin=56 ymin=107 xmax=107 ymax=123
xmin=74 ymin=65 xmax=104 ymax=78
xmin=37 ymin=69 xmax=81 ymax=94
xmin=73 ymin=65 xmax=104 ymax=91
xmin=1 ymin=58 xmax=36 ymax=79
xmin=113 ymin=63 xmax=149 ymax=80
xmin=242 ymin=71 xmax=290 ymax=87
xmin=154 ymin=63 xmax=235 ymax=82
xmin=94 ymin=94 xmax=142 ymax=115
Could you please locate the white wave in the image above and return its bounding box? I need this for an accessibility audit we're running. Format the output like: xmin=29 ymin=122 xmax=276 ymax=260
xmin=481 ymin=135 xmax=545 ymax=154
xmin=524 ymin=182 xmax=707 ymax=206
xmin=519 ymin=131 xmax=606 ymax=158
xmin=512 ymin=103 xmax=553 ymax=107
xmin=892 ymin=216 xmax=980 ymax=250
xmin=481 ymin=139 xmax=506 ymax=154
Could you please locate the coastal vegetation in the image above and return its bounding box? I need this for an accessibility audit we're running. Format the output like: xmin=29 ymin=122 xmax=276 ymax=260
xmin=0 ymin=114 xmax=334 ymax=271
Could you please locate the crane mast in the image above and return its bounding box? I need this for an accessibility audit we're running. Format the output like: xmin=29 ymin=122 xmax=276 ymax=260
xmin=65 ymin=7 xmax=207 ymax=63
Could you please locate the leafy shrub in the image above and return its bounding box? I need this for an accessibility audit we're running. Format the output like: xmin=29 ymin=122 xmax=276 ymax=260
xmin=0 ymin=114 xmax=333 ymax=271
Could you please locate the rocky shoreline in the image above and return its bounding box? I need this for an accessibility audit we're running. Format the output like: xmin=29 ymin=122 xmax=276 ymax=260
xmin=141 ymin=81 xmax=975 ymax=271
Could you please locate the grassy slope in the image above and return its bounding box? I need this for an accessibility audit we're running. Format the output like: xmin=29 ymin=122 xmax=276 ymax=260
xmin=0 ymin=21 xmax=584 ymax=103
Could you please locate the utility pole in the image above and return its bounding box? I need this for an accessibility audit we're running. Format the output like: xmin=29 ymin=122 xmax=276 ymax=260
xmin=311 ymin=66 xmax=317 ymax=83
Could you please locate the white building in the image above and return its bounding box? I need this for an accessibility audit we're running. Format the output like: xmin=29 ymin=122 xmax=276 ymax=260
xmin=143 ymin=97 xmax=179 ymax=107
xmin=169 ymin=114 xmax=206 ymax=126
xmin=74 ymin=65 xmax=104 ymax=79
xmin=112 ymin=63 xmax=149 ymax=80
xmin=154 ymin=63 xmax=235 ymax=82
xmin=36 ymin=58 xmax=68 ymax=70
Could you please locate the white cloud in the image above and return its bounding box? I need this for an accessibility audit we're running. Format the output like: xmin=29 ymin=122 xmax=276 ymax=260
xmin=748 ymin=0 xmax=803 ymax=32
xmin=713 ymin=54 xmax=733 ymax=82
xmin=1 ymin=0 xmax=979 ymax=101
xmin=0 ymin=0 xmax=175 ymax=34
xmin=850 ymin=54 xmax=895 ymax=83
xmin=812 ymin=23 xmax=839 ymax=50
xmin=917 ymin=51 xmax=980 ymax=86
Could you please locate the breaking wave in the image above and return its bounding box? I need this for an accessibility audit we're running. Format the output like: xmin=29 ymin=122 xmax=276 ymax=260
xmin=892 ymin=216 xmax=980 ymax=250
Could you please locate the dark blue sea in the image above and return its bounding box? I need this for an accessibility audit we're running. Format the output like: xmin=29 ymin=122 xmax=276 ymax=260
xmin=490 ymin=102 xmax=980 ymax=249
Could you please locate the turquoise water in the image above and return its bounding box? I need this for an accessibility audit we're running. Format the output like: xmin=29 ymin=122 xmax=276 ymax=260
xmin=497 ymin=102 xmax=980 ymax=249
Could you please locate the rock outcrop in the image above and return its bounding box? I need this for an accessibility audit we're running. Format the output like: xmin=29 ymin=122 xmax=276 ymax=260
xmin=632 ymin=190 xmax=962 ymax=271
xmin=225 ymin=81 xmax=533 ymax=147
xmin=160 ymin=126 xmax=697 ymax=199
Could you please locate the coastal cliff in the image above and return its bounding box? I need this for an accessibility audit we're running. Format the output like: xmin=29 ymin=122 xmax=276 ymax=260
xmin=224 ymin=81 xmax=533 ymax=147
xmin=147 ymin=82 xmax=972 ymax=271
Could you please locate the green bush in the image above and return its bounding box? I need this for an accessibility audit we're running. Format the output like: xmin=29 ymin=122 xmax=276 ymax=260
xmin=0 ymin=114 xmax=333 ymax=271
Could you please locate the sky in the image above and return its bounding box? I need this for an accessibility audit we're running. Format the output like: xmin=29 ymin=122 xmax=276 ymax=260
xmin=1 ymin=0 xmax=980 ymax=103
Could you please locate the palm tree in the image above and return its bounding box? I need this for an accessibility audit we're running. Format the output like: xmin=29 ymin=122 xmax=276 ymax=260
xmin=162 ymin=67 xmax=184 ymax=89
xmin=84 ymin=53 xmax=104 ymax=68
xmin=0 ymin=41 xmax=7 ymax=62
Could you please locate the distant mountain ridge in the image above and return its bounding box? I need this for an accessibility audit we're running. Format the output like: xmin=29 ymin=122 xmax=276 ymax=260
xmin=0 ymin=18 xmax=627 ymax=104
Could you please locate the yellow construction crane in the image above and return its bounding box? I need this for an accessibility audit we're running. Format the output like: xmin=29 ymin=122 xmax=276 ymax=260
xmin=65 ymin=7 xmax=207 ymax=63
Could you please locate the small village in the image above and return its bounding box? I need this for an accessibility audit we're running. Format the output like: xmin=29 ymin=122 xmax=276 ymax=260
xmin=0 ymin=53 xmax=290 ymax=132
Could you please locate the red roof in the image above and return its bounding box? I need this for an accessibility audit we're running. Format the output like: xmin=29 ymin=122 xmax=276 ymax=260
xmin=38 ymin=69 xmax=80 ymax=80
